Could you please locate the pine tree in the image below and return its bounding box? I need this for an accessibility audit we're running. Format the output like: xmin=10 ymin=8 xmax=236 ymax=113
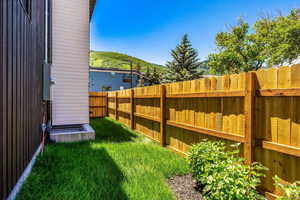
xmin=164 ymin=34 xmax=203 ymax=83
xmin=148 ymin=68 xmax=161 ymax=85
xmin=145 ymin=67 xmax=151 ymax=79
xmin=136 ymin=63 xmax=142 ymax=72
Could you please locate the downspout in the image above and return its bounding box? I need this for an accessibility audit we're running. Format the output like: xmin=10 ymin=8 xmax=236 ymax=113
xmin=41 ymin=0 xmax=49 ymax=150
xmin=45 ymin=0 xmax=48 ymax=63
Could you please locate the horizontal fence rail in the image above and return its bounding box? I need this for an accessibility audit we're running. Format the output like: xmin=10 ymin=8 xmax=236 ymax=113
xmin=89 ymin=64 xmax=300 ymax=199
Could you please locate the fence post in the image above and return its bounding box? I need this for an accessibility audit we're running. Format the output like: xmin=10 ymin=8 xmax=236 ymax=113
xmin=160 ymin=85 xmax=166 ymax=146
xmin=115 ymin=92 xmax=118 ymax=120
xmin=105 ymin=92 xmax=108 ymax=117
xmin=244 ymin=72 xmax=256 ymax=165
xmin=130 ymin=89 xmax=135 ymax=129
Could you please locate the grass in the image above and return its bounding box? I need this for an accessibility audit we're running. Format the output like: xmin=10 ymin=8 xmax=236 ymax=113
xmin=17 ymin=118 xmax=189 ymax=200
xmin=90 ymin=51 xmax=166 ymax=73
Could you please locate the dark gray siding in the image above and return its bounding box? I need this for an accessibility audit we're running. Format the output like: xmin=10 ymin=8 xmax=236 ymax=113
xmin=0 ymin=0 xmax=50 ymax=199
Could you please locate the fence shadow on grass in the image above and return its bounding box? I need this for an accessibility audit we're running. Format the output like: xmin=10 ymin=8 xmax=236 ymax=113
xmin=84 ymin=148 xmax=129 ymax=200
xmin=90 ymin=117 xmax=137 ymax=143
xmin=18 ymin=145 xmax=129 ymax=200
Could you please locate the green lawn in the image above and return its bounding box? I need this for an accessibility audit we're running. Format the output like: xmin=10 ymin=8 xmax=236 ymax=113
xmin=17 ymin=118 xmax=189 ymax=200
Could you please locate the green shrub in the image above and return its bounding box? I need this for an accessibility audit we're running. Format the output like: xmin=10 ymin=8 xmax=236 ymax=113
xmin=274 ymin=176 xmax=300 ymax=200
xmin=188 ymin=140 xmax=234 ymax=186
xmin=188 ymin=140 xmax=267 ymax=200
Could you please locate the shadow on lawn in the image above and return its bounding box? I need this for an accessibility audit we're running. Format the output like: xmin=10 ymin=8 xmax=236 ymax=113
xmin=82 ymin=148 xmax=129 ymax=200
xmin=18 ymin=118 xmax=135 ymax=200
xmin=17 ymin=147 xmax=129 ymax=200
xmin=91 ymin=117 xmax=138 ymax=143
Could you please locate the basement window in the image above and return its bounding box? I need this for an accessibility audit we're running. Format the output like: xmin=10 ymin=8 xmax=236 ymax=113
xmin=123 ymin=74 xmax=132 ymax=83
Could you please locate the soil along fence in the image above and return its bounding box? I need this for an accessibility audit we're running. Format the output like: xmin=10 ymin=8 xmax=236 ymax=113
xmin=89 ymin=65 xmax=300 ymax=199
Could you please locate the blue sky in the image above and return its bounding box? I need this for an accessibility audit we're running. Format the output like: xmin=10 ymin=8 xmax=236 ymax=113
xmin=90 ymin=0 xmax=299 ymax=65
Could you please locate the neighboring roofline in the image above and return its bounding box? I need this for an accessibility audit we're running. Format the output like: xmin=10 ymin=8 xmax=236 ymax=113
xmin=90 ymin=0 xmax=96 ymax=21
xmin=89 ymin=67 xmax=143 ymax=75
xmin=201 ymin=75 xmax=217 ymax=78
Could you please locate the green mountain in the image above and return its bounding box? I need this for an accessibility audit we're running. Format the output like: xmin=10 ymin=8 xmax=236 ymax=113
xmin=90 ymin=51 xmax=165 ymax=73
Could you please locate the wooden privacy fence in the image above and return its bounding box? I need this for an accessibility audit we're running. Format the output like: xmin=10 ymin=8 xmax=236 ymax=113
xmin=89 ymin=65 xmax=300 ymax=199
xmin=89 ymin=92 xmax=107 ymax=118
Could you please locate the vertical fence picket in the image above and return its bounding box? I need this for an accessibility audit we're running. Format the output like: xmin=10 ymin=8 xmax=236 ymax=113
xmin=130 ymin=89 xmax=134 ymax=129
xmin=115 ymin=92 xmax=118 ymax=120
xmin=105 ymin=92 xmax=108 ymax=117
xmin=160 ymin=85 xmax=166 ymax=146
xmin=244 ymin=72 xmax=256 ymax=164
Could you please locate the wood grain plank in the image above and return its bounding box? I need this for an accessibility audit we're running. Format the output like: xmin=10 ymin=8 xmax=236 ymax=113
xmin=167 ymin=120 xmax=245 ymax=143
xmin=134 ymin=95 xmax=160 ymax=99
xmin=166 ymin=145 xmax=188 ymax=157
xmin=160 ymin=85 xmax=166 ymax=146
xmin=272 ymin=67 xmax=289 ymax=193
xmin=244 ymin=72 xmax=256 ymax=164
xmin=291 ymin=65 xmax=300 ymax=148
xmin=166 ymin=90 xmax=245 ymax=98
xmin=262 ymin=141 xmax=300 ymax=158
xmin=257 ymin=88 xmax=300 ymax=96
xmin=134 ymin=112 xmax=160 ymax=123
xmin=130 ymin=89 xmax=134 ymax=129
xmin=264 ymin=68 xmax=279 ymax=192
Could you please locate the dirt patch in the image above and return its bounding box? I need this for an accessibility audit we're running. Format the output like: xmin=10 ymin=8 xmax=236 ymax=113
xmin=168 ymin=174 xmax=202 ymax=200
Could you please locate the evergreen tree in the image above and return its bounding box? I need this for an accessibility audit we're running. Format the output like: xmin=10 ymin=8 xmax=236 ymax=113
xmin=145 ymin=67 xmax=151 ymax=79
xmin=137 ymin=76 xmax=145 ymax=87
xmin=136 ymin=63 xmax=142 ymax=72
xmin=137 ymin=67 xmax=149 ymax=87
xmin=148 ymin=68 xmax=161 ymax=85
xmin=164 ymin=34 xmax=203 ymax=83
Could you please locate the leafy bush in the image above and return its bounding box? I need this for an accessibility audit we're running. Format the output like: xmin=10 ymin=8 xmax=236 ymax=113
xmin=274 ymin=176 xmax=300 ymax=200
xmin=188 ymin=140 xmax=267 ymax=200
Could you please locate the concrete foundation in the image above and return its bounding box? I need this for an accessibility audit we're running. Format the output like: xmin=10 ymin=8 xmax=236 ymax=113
xmin=50 ymin=124 xmax=95 ymax=143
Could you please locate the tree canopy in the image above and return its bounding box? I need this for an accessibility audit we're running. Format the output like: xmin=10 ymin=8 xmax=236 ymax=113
xmin=208 ymin=9 xmax=300 ymax=74
xmin=254 ymin=9 xmax=300 ymax=66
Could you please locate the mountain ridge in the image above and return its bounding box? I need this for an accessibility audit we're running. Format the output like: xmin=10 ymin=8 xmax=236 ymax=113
xmin=90 ymin=51 xmax=165 ymax=73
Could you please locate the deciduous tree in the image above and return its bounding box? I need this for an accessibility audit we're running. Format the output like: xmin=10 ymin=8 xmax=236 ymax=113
xmin=254 ymin=9 xmax=300 ymax=66
xmin=208 ymin=9 xmax=300 ymax=74
xmin=208 ymin=19 xmax=265 ymax=74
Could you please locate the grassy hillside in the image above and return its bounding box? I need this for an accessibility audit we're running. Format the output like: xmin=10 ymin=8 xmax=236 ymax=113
xmin=90 ymin=51 xmax=165 ymax=73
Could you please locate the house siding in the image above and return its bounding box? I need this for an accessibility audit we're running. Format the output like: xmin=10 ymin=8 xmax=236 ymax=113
xmin=52 ymin=0 xmax=90 ymax=125
xmin=89 ymin=71 xmax=141 ymax=91
xmin=0 ymin=0 xmax=48 ymax=199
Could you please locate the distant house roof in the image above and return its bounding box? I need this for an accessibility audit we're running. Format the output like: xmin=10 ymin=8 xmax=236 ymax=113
xmin=275 ymin=57 xmax=300 ymax=67
xmin=90 ymin=0 xmax=97 ymax=20
xmin=289 ymin=57 xmax=300 ymax=65
xmin=89 ymin=67 xmax=144 ymax=75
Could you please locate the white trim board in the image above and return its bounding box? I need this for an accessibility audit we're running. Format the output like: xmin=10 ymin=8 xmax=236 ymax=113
xmin=7 ymin=144 xmax=42 ymax=200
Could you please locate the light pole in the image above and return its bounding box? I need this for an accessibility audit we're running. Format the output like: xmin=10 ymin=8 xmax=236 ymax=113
xmin=130 ymin=61 xmax=133 ymax=88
